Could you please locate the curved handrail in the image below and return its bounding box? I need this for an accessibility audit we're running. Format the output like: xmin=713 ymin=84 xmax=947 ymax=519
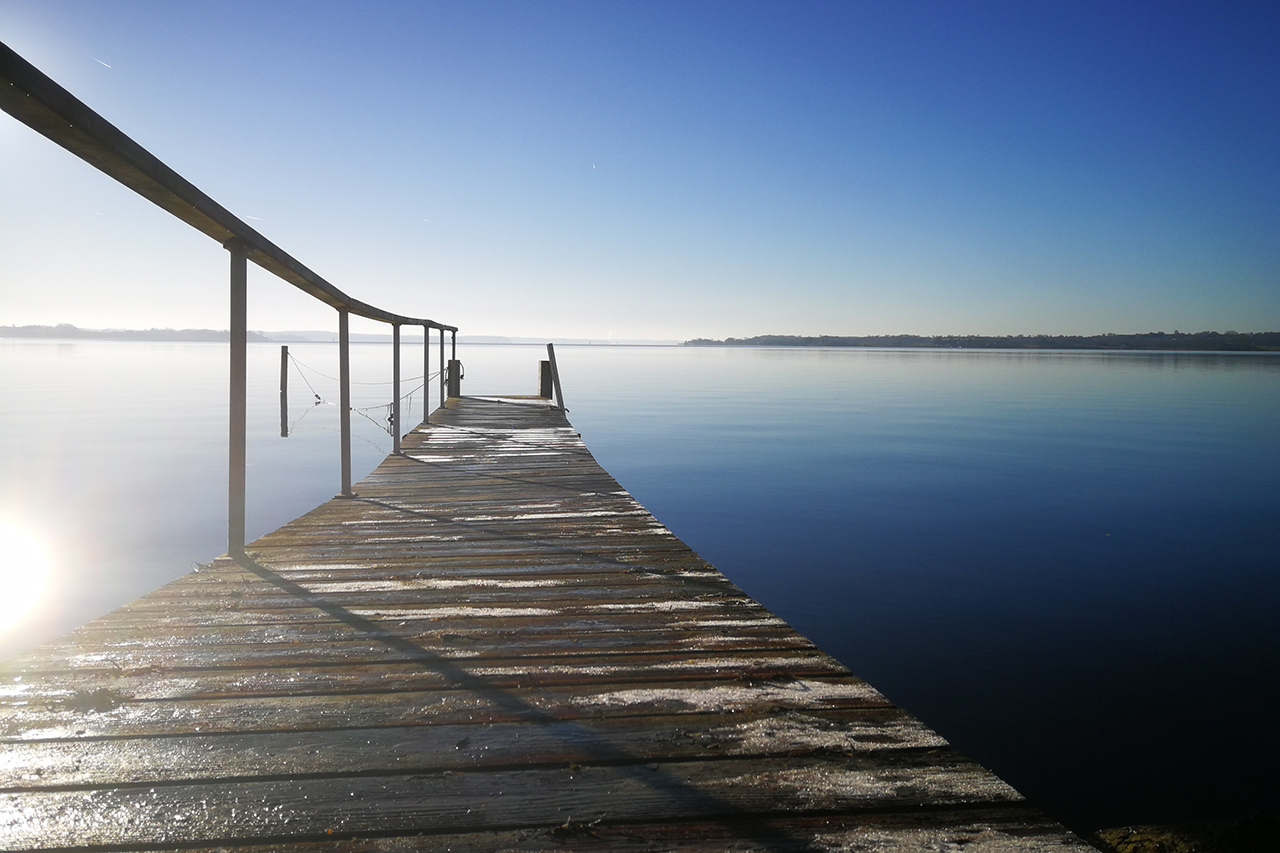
xmin=0 ymin=40 xmax=454 ymax=332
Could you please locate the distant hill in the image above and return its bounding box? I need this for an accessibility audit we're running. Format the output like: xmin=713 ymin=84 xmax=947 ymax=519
xmin=684 ymin=332 xmax=1280 ymax=352
xmin=0 ymin=324 xmax=272 ymax=342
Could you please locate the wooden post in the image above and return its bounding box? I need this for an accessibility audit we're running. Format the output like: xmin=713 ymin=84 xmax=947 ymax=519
xmin=227 ymin=239 xmax=247 ymax=557
xmin=447 ymin=331 xmax=460 ymax=399
xmin=392 ymin=324 xmax=401 ymax=454
xmin=546 ymin=342 xmax=566 ymax=411
xmin=447 ymin=359 xmax=462 ymax=398
xmin=538 ymin=360 xmax=553 ymax=398
xmin=279 ymin=345 xmax=289 ymax=438
xmin=339 ymin=308 xmax=352 ymax=497
xmin=438 ymin=329 xmax=445 ymax=412
xmin=422 ymin=325 xmax=431 ymax=424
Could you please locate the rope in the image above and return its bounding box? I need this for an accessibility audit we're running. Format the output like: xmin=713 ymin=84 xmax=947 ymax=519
xmin=286 ymin=398 xmax=330 ymax=434
xmin=288 ymin=352 xmax=427 ymax=387
xmin=286 ymin=417 xmax=390 ymax=455
xmin=290 ymin=356 xmax=325 ymax=406
xmin=283 ymin=358 xmax=443 ymax=439
xmin=353 ymin=405 xmax=393 ymax=434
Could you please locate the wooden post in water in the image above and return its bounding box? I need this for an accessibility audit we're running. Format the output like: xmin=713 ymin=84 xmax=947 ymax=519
xmin=392 ymin=324 xmax=401 ymax=454
xmin=279 ymin=345 xmax=288 ymax=438
xmin=226 ymin=239 xmax=247 ymax=557
xmin=338 ymin=309 xmax=352 ymax=497
xmin=546 ymin=342 xmax=566 ymax=411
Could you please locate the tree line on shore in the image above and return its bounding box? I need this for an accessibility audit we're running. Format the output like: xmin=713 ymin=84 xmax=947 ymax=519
xmin=685 ymin=331 xmax=1280 ymax=351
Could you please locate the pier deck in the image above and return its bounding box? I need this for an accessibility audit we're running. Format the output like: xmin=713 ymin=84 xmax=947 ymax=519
xmin=0 ymin=396 xmax=1090 ymax=851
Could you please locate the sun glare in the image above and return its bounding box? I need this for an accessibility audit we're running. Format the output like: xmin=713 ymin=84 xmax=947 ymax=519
xmin=0 ymin=521 xmax=51 ymax=631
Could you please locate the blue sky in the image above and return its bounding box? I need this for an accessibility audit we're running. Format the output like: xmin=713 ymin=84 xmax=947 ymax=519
xmin=1 ymin=0 xmax=1276 ymax=338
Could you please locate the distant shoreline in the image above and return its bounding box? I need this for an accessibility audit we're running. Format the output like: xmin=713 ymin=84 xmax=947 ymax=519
xmin=6 ymin=325 xmax=1279 ymax=352
xmin=0 ymin=324 xmax=273 ymax=343
xmin=684 ymin=332 xmax=1280 ymax=352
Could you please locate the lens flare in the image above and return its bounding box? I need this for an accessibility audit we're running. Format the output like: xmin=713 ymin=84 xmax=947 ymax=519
xmin=0 ymin=521 xmax=50 ymax=631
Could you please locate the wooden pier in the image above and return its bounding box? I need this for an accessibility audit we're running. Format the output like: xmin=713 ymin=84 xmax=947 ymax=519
xmin=0 ymin=396 xmax=1091 ymax=851
xmin=2 ymin=42 xmax=1092 ymax=851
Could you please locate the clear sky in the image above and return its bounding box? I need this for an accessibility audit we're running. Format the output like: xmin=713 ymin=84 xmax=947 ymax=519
xmin=1 ymin=0 xmax=1276 ymax=339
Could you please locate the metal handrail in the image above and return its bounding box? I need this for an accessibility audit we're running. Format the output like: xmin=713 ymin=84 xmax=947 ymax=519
xmin=1 ymin=41 xmax=458 ymax=558
xmin=0 ymin=41 xmax=454 ymax=332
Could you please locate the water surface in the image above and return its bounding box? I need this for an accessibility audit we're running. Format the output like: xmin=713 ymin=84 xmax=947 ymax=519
xmin=1 ymin=340 xmax=1276 ymax=830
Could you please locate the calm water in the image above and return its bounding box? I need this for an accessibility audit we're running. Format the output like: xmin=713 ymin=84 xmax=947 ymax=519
xmin=1 ymin=340 xmax=1277 ymax=830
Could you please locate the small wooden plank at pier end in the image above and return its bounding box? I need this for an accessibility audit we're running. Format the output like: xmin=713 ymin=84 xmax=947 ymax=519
xmin=0 ymin=395 xmax=1094 ymax=851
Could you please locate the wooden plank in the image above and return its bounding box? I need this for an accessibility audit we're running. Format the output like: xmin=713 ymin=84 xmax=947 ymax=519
xmin=0 ymin=675 xmax=893 ymax=741
xmin=169 ymin=813 xmax=1087 ymax=853
xmin=0 ymin=754 xmax=1026 ymax=849
xmin=11 ymin=622 xmax=814 ymax=675
xmin=0 ymin=708 xmax=946 ymax=790
xmin=20 ymin=609 xmax=795 ymax=641
xmin=0 ymin=650 xmax=847 ymax=702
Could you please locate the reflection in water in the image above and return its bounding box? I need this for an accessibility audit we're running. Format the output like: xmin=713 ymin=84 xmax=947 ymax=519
xmin=0 ymin=519 xmax=50 ymax=633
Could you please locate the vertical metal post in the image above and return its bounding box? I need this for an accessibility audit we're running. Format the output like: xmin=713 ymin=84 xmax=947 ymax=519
xmin=227 ymin=240 xmax=248 ymax=557
xmin=451 ymin=330 xmax=457 ymax=362
xmin=422 ymin=325 xmax=431 ymax=424
xmin=338 ymin=308 xmax=353 ymax=497
xmin=279 ymin=345 xmax=289 ymax=438
xmin=439 ymin=328 xmax=445 ymax=410
xmin=392 ymin=324 xmax=401 ymax=454
xmin=546 ymin=342 xmax=566 ymax=411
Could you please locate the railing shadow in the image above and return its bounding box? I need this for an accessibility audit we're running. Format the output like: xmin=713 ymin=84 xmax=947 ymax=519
xmin=234 ymin=553 xmax=828 ymax=849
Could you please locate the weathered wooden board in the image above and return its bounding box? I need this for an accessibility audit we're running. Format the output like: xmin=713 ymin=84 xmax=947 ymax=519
xmin=0 ymin=709 xmax=948 ymax=789
xmin=0 ymin=754 xmax=1028 ymax=848
xmin=0 ymin=396 xmax=1093 ymax=851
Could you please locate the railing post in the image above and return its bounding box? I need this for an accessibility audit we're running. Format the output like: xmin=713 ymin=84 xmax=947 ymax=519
xmin=392 ymin=324 xmax=401 ymax=454
xmin=338 ymin=308 xmax=353 ymax=497
xmin=439 ymin=328 xmax=445 ymax=410
xmin=226 ymin=239 xmax=248 ymax=558
xmin=546 ymin=342 xmax=566 ymax=411
xmin=279 ymin=345 xmax=289 ymax=438
xmin=422 ymin=325 xmax=431 ymax=424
